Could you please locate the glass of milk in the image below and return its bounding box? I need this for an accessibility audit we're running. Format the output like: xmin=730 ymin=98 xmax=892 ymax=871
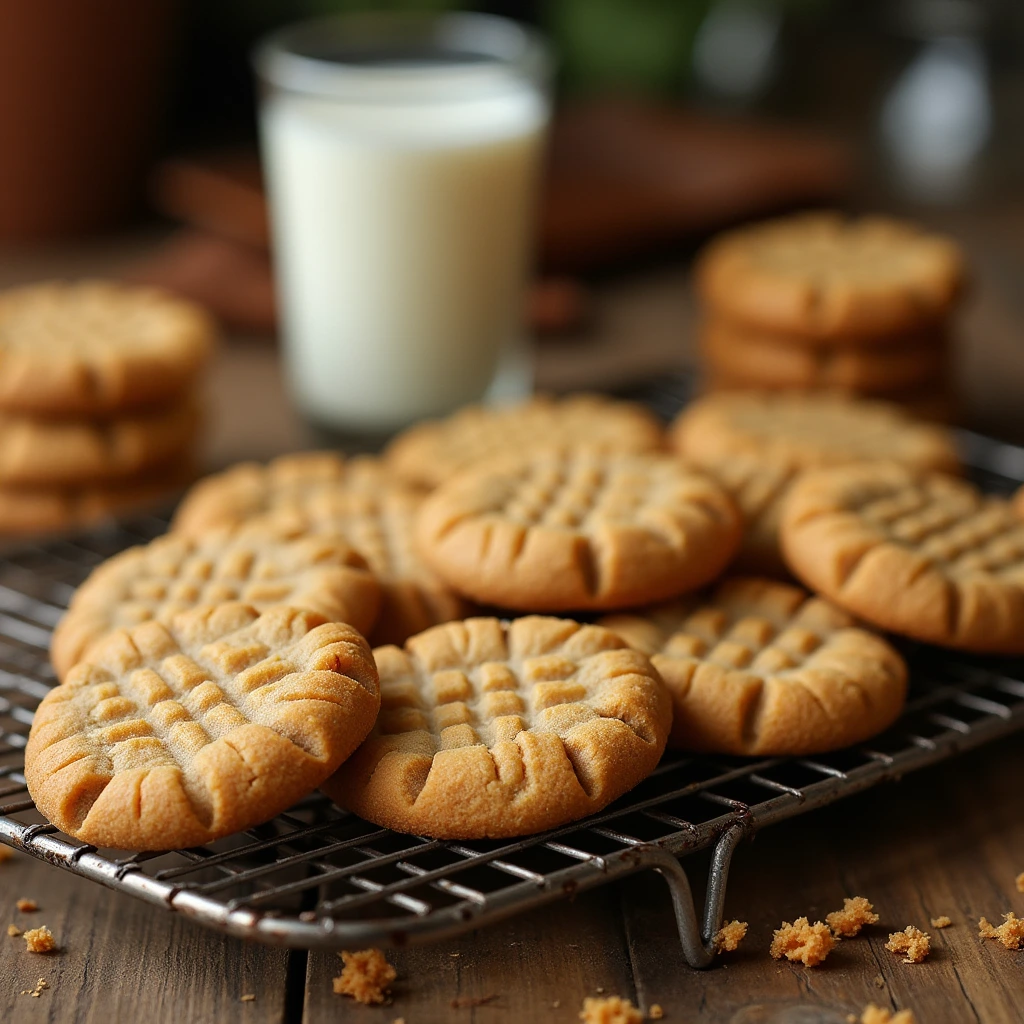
xmin=254 ymin=13 xmax=551 ymax=436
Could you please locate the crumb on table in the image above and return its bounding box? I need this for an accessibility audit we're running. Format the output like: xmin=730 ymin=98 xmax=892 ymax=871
xmin=578 ymin=995 xmax=643 ymax=1024
xmin=715 ymin=920 xmax=748 ymax=953
xmin=769 ymin=917 xmax=836 ymax=967
xmin=930 ymin=916 xmax=952 ymax=929
xmin=240 ymin=994 xmax=255 ymax=1003
xmin=23 ymin=926 xmax=56 ymax=954
xmin=19 ymin=977 xmax=49 ymax=999
xmin=333 ymin=948 xmax=396 ymax=1005
xmin=1016 ymin=872 xmax=1024 ymax=894
xmin=649 ymin=1005 xmax=664 ymax=1020
xmin=860 ymin=1003 xmax=918 ymax=1024
xmin=827 ymin=896 xmax=879 ymax=937
xmin=16 ymin=899 xmax=39 ymax=913
xmin=8 ymin=924 xmax=22 ymax=937
xmin=978 ymin=912 xmax=1024 ymax=950
xmin=885 ymin=926 xmax=930 ymax=963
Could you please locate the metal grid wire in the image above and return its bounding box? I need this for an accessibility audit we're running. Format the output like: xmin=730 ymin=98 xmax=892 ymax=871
xmin=3 ymin=417 xmax=1024 ymax=963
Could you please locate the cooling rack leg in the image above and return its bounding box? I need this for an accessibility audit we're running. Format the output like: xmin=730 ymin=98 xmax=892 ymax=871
xmin=647 ymin=823 xmax=748 ymax=969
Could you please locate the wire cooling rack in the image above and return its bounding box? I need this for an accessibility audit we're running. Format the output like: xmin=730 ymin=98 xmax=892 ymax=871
xmin=2 ymin=406 xmax=1024 ymax=965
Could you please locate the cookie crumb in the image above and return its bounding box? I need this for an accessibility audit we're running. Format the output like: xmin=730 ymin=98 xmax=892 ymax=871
xmin=715 ymin=919 xmax=748 ymax=952
xmin=240 ymin=994 xmax=255 ymax=1003
xmin=332 ymin=948 xmax=396 ymax=1005
xmin=649 ymin=1005 xmax=665 ymax=1019
xmin=19 ymin=977 xmax=48 ymax=998
xmin=827 ymin=896 xmax=879 ymax=937
xmin=978 ymin=912 xmax=1024 ymax=950
xmin=769 ymin=917 xmax=836 ymax=967
xmin=450 ymin=994 xmax=498 ymax=1008
xmin=885 ymin=926 xmax=930 ymax=963
xmin=579 ymin=996 xmax=643 ymax=1024
xmin=393 ymin=1019 xmax=405 ymax=1024
xmin=859 ymin=1004 xmax=917 ymax=1024
xmin=874 ymin=975 xmax=886 ymax=988
xmin=930 ymin=916 xmax=951 ymax=929
xmin=16 ymin=899 xmax=39 ymax=913
xmin=23 ymin=926 xmax=56 ymax=954
xmin=553 ymin=1001 xmax=561 ymax=1009
xmin=1016 ymin=872 xmax=1024 ymax=893
xmin=847 ymin=1016 xmax=858 ymax=1024
xmin=8 ymin=924 xmax=22 ymax=937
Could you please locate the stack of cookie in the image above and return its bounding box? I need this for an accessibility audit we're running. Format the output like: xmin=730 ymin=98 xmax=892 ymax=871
xmin=694 ymin=212 xmax=966 ymax=417
xmin=0 ymin=281 xmax=214 ymax=536
xmin=26 ymin=393 xmax=951 ymax=852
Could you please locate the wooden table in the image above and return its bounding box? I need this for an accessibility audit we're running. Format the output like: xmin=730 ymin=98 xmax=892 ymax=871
xmin=2 ymin=208 xmax=1024 ymax=1022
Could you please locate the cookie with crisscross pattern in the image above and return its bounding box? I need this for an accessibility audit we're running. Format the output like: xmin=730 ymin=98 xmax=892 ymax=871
xmin=385 ymin=394 xmax=665 ymax=490
xmin=322 ymin=616 xmax=672 ymax=838
xmin=671 ymin=392 xmax=960 ymax=475
xmin=415 ymin=449 xmax=742 ymax=611
xmin=26 ymin=603 xmax=379 ymax=850
xmin=172 ymin=452 xmax=470 ymax=645
xmin=600 ymin=578 xmax=906 ymax=755
xmin=696 ymin=213 xmax=965 ymax=339
xmin=50 ymin=523 xmax=381 ymax=680
xmin=0 ymin=281 xmax=214 ymax=416
xmin=781 ymin=463 xmax=1024 ymax=652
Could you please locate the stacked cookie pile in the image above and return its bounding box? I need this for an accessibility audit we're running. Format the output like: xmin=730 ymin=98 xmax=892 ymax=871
xmin=27 ymin=391 xmax=970 ymax=854
xmin=694 ymin=213 xmax=966 ymax=416
xmin=0 ymin=281 xmax=214 ymax=536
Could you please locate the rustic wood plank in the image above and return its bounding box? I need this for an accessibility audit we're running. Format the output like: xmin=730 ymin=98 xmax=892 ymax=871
xmin=620 ymin=736 xmax=1024 ymax=1023
xmin=302 ymin=887 xmax=636 ymax=1023
xmin=0 ymin=852 xmax=291 ymax=1023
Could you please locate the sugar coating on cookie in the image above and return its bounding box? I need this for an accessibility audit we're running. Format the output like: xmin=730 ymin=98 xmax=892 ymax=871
xmin=26 ymin=603 xmax=380 ymax=851
xmin=385 ymin=393 xmax=665 ymax=490
xmin=781 ymin=462 xmax=1024 ymax=653
xmin=415 ymin=449 xmax=742 ymax=611
xmin=50 ymin=524 xmax=382 ymax=679
xmin=600 ymin=578 xmax=906 ymax=755
xmin=0 ymin=281 xmax=215 ymax=416
xmin=696 ymin=212 xmax=965 ymax=339
xmin=172 ymin=453 xmax=470 ymax=646
xmin=322 ymin=617 xmax=672 ymax=839
xmin=671 ymin=392 xmax=961 ymax=475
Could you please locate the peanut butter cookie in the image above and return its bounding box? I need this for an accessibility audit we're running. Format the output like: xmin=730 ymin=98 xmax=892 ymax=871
xmin=600 ymin=577 xmax=906 ymax=755
xmin=415 ymin=449 xmax=742 ymax=611
xmin=781 ymin=462 xmax=1024 ymax=652
xmin=26 ymin=603 xmax=380 ymax=850
xmin=0 ymin=281 xmax=214 ymax=416
xmin=322 ymin=616 xmax=672 ymax=838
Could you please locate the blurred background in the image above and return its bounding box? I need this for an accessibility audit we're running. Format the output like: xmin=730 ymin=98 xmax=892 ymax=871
xmin=3 ymin=0 xmax=1024 ymax=456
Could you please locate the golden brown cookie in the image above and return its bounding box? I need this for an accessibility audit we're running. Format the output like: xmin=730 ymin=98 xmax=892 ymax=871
xmin=25 ymin=603 xmax=380 ymax=850
xmin=696 ymin=213 xmax=965 ymax=340
xmin=781 ymin=462 xmax=1024 ymax=652
xmin=0 ymin=399 xmax=199 ymax=487
xmin=599 ymin=577 xmax=906 ymax=755
xmin=671 ymin=392 xmax=960 ymax=474
xmin=0 ymin=459 xmax=195 ymax=537
xmin=0 ymin=281 xmax=214 ymax=417
xmin=700 ymin=318 xmax=947 ymax=394
xmin=321 ymin=616 xmax=672 ymax=838
xmin=172 ymin=453 xmax=470 ymax=646
xmin=700 ymin=456 xmax=800 ymax=577
xmin=50 ymin=524 xmax=382 ymax=679
xmin=385 ymin=393 xmax=665 ymax=490
xmin=415 ymin=449 xmax=742 ymax=611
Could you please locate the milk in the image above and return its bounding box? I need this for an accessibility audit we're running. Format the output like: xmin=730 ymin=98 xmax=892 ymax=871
xmin=260 ymin=72 xmax=548 ymax=433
